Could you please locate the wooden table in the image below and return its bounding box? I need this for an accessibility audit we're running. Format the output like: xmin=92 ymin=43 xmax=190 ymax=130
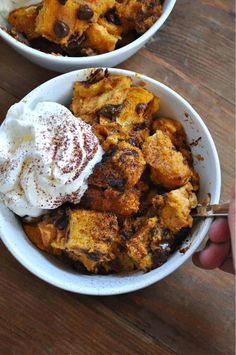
xmin=0 ymin=1 xmax=235 ymax=354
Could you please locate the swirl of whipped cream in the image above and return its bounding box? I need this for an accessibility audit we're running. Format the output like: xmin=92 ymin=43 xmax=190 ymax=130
xmin=0 ymin=102 xmax=103 ymax=217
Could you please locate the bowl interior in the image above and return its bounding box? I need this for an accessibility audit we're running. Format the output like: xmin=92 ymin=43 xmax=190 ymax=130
xmin=0 ymin=68 xmax=221 ymax=295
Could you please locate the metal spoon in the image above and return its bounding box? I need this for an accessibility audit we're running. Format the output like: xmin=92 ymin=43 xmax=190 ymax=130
xmin=192 ymin=203 xmax=229 ymax=218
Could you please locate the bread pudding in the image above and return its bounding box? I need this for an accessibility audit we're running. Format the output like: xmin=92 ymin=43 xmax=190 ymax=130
xmin=20 ymin=70 xmax=199 ymax=274
xmin=7 ymin=0 xmax=164 ymax=56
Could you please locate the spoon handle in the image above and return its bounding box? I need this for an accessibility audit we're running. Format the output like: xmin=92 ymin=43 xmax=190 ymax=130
xmin=192 ymin=203 xmax=229 ymax=218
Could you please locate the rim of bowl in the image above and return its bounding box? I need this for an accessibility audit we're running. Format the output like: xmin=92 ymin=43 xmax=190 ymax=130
xmin=0 ymin=0 xmax=176 ymax=64
xmin=0 ymin=67 xmax=221 ymax=295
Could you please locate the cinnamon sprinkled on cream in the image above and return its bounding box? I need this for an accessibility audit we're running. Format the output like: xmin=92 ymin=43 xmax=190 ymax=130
xmin=0 ymin=101 xmax=103 ymax=217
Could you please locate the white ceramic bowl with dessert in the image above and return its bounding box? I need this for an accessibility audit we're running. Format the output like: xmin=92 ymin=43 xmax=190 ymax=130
xmin=0 ymin=68 xmax=221 ymax=295
xmin=0 ymin=0 xmax=176 ymax=73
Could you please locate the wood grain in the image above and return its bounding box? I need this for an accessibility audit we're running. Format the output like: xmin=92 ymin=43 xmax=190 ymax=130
xmin=0 ymin=0 xmax=235 ymax=354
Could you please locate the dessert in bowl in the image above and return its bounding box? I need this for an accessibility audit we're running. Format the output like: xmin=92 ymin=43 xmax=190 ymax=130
xmin=0 ymin=68 xmax=221 ymax=295
xmin=0 ymin=0 xmax=176 ymax=72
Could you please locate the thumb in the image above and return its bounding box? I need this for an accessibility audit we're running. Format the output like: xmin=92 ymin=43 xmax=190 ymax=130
xmin=228 ymin=186 xmax=236 ymax=270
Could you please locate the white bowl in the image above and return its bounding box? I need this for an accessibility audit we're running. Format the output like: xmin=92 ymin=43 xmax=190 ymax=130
xmin=0 ymin=68 xmax=221 ymax=295
xmin=0 ymin=0 xmax=176 ymax=72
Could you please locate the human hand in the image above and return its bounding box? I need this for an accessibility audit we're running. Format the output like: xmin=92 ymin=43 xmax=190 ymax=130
xmin=192 ymin=187 xmax=235 ymax=274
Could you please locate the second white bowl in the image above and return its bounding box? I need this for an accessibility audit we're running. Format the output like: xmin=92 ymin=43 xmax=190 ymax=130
xmin=0 ymin=0 xmax=176 ymax=72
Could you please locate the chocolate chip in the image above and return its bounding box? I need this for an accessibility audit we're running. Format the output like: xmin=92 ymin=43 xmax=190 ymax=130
xmin=60 ymin=251 xmax=88 ymax=273
xmin=118 ymin=148 xmax=139 ymax=163
xmin=77 ymin=5 xmax=94 ymax=20
xmin=103 ymin=146 xmax=118 ymax=161
xmin=135 ymin=103 xmax=147 ymax=114
xmin=150 ymin=225 xmax=160 ymax=237
xmin=106 ymin=176 xmax=127 ymax=191
xmin=36 ymin=4 xmax=43 ymax=14
xmin=65 ymin=34 xmax=86 ymax=55
xmin=125 ymin=138 xmax=137 ymax=146
xmin=84 ymin=251 xmax=102 ymax=262
xmin=147 ymin=2 xmax=156 ymax=10
xmin=105 ymin=8 xmax=121 ymax=25
xmin=120 ymin=231 xmax=130 ymax=240
xmin=151 ymin=250 xmax=169 ymax=268
xmin=123 ymin=148 xmax=139 ymax=156
xmin=97 ymin=104 xmax=123 ymax=120
xmin=171 ymin=227 xmax=190 ymax=251
xmin=120 ymin=148 xmax=138 ymax=158
xmin=96 ymin=264 xmax=109 ymax=275
xmin=58 ymin=0 xmax=67 ymax=4
xmin=53 ymin=21 xmax=69 ymax=38
xmin=133 ymin=122 xmax=146 ymax=131
xmin=81 ymin=69 xmax=107 ymax=86
xmin=160 ymin=228 xmax=170 ymax=240
xmin=50 ymin=207 xmax=69 ymax=230
xmin=54 ymin=215 xmax=68 ymax=230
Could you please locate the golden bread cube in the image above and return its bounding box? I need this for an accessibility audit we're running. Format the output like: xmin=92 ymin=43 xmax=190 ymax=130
xmin=36 ymin=0 xmax=78 ymax=45
xmin=89 ymin=86 xmax=154 ymax=148
xmin=124 ymin=217 xmax=170 ymax=271
xmin=8 ymin=4 xmax=40 ymax=39
xmin=116 ymin=87 xmax=154 ymax=128
xmin=65 ymin=209 xmax=120 ymax=272
xmin=64 ymin=248 xmax=135 ymax=274
xmin=117 ymin=0 xmax=162 ymax=33
xmin=109 ymin=141 xmax=146 ymax=189
xmin=23 ymin=222 xmax=50 ymax=252
xmin=84 ymin=23 xmax=119 ymax=53
xmin=71 ymin=73 xmax=132 ymax=122
xmin=98 ymin=16 xmax=123 ymax=37
xmin=152 ymin=118 xmax=200 ymax=190
xmin=152 ymin=117 xmax=191 ymax=160
xmin=152 ymin=182 xmax=198 ymax=234
xmin=82 ymin=184 xmax=145 ymax=216
xmin=142 ymin=130 xmax=192 ymax=189
xmin=36 ymin=0 xmax=115 ymax=45
xmin=144 ymin=96 xmax=160 ymax=126
xmin=23 ymin=220 xmax=61 ymax=255
xmin=92 ymin=121 xmax=128 ymax=151
xmin=153 ymin=117 xmax=187 ymax=148
xmin=89 ymin=141 xmax=146 ymax=190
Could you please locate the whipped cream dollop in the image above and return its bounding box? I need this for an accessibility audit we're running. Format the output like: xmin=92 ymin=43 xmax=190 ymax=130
xmin=0 ymin=101 xmax=103 ymax=217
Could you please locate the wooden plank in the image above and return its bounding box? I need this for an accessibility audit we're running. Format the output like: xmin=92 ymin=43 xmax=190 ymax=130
xmin=0 ymin=87 xmax=18 ymax=119
xmin=97 ymin=261 xmax=234 ymax=355
xmin=0 ymin=243 xmax=175 ymax=355
xmin=0 ymin=40 xmax=55 ymax=99
xmin=0 ymin=0 xmax=234 ymax=354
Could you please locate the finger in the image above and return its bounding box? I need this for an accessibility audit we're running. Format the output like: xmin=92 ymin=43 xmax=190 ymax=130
xmin=208 ymin=218 xmax=230 ymax=243
xmin=228 ymin=187 xmax=236 ymax=269
xmin=219 ymin=257 xmax=235 ymax=274
xmin=192 ymin=241 xmax=230 ymax=269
